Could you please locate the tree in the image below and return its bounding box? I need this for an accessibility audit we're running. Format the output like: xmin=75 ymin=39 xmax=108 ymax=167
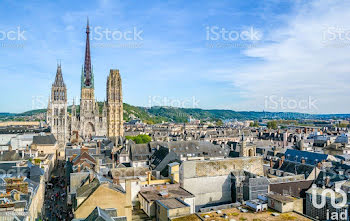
xmin=216 ymin=119 xmax=223 ymax=126
xmin=267 ymin=121 xmax=278 ymax=129
xmin=125 ymin=134 xmax=152 ymax=144
xmin=250 ymin=121 xmax=259 ymax=127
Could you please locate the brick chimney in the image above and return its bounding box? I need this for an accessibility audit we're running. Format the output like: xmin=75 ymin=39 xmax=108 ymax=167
xmin=270 ymin=159 xmax=273 ymax=168
xmin=278 ymin=159 xmax=283 ymax=168
xmin=113 ymin=176 xmax=120 ymax=185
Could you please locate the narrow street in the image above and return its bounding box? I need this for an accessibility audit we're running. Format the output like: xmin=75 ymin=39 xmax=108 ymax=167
xmin=43 ymin=160 xmax=73 ymax=221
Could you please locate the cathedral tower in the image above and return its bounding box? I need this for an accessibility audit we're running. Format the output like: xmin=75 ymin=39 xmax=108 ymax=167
xmin=48 ymin=19 xmax=107 ymax=143
xmin=107 ymin=69 xmax=124 ymax=139
xmin=80 ymin=19 xmax=97 ymax=138
xmin=47 ymin=64 xmax=68 ymax=147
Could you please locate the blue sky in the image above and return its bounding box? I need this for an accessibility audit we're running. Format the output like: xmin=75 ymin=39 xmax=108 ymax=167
xmin=0 ymin=0 xmax=349 ymax=114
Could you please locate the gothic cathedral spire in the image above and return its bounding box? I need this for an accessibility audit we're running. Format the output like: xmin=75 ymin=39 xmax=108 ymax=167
xmin=47 ymin=64 xmax=68 ymax=147
xmin=53 ymin=63 xmax=65 ymax=87
xmin=83 ymin=17 xmax=93 ymax=88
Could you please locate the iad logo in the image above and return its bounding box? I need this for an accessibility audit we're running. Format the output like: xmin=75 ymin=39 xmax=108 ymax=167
xmin=311 ymin=185 xmax=347 ymax=209
xmin=327 ymin=209 xmax=348 ymax=221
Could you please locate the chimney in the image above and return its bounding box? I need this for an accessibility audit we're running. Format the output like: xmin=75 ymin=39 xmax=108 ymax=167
xmin=21 ymin=150 xmax=24 ymax=159
xmin=147 ymin=171 xmax=152 ymax=185
xmin=89 ymin=170 xmax=94 ymax=182
xmin=97 ymin=141 xmax=101 ymax=154
xmin=112 ymin=153 xmax=115 ymax=169
xmin=125 ymin=179 xmax=133 ymax=220
xmin=325 ymin=176 xmax=330 ymax=186
xmin=125 ymin=179 xmax=132 ymax=206
xmin=317 ymin=162 xmax=322 ymax=169
xmin=95 ymin=158 xmax=100 ymax=173
xmin=78 ymin=164 xmax=81 ymax=172
xmin=113 ymin=176 xmax=120 ymax=185
xmin=26 ymin=144 xmax=29 ymax=151
xmin=270 ymin=159 xmax=273 ymax=168
xmin=301 ymin=158 xmax=306 ymax=164
xmin=278 ymin=159 xmax=283 ymax=168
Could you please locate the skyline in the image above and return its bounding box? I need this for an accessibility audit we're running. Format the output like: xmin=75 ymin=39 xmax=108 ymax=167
xmin=1 ymin=0 xmax=349 ymax=114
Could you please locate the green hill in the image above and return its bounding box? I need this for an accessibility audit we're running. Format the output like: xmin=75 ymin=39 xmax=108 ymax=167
xmin=2 ymin=103 xmax=349 ymax=123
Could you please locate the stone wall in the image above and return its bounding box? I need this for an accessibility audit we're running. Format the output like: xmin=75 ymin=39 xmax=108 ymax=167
xmin=180 ymin=156 xmax=263 ymax=210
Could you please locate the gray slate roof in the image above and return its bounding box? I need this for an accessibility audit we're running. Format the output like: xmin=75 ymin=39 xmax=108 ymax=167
xmin=33 ymin=134 xmax=56 ymax=145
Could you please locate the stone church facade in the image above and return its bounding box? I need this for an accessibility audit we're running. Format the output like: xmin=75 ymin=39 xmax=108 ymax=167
xmin=47 ymin=20 xmax=123 ymax=147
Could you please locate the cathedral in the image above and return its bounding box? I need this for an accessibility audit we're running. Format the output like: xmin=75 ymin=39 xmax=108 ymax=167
xmin=47 ymin=20 xmax=124 ymax=147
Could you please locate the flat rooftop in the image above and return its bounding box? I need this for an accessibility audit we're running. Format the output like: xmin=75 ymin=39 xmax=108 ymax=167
xmin=199 ymin=208 xmax=311 ymax=221
xmin=266 ymin=193 xmax=294 ymax=203
xmin=139 ymin=186 xmax=194 ymax=202
xmin=157 ymin=198 xmax=189 ymax=209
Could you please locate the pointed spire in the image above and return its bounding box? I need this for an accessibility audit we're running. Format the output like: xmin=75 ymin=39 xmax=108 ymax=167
xmin=84 ymin=17 xmax=92 ymax=86
xmin=53 ymin=64 xmax=65 ymax=87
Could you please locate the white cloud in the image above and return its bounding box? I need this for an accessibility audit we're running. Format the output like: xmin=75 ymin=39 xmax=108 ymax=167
xmin=215 ymin=0 xmax=350 ymax=114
